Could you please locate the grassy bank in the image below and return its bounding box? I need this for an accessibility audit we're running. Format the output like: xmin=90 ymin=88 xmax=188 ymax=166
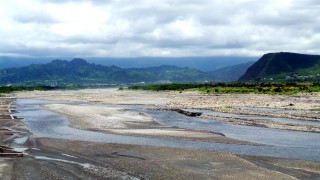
xmin=0 ymin=84 xmax=121 ymax=94
xmin=128 ymin=82 xmax=320 ymax=95
xmin=0 ymin=86 xmax=70 ymax=94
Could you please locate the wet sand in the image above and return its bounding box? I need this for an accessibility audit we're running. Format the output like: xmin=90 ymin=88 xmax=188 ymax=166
xmin=5 ymin=137 xmax=320 ymax=179
xmin=2 ymin=136 xmax=318 ymax=179
xmin=42 ymin=103 xmax=259 ymax=145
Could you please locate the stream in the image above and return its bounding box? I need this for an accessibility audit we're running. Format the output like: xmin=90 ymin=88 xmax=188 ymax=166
xmin=15 ymin=99 xmax=320 ymax=161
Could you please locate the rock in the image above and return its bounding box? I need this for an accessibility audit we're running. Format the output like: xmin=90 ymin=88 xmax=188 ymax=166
xmin=171 ymin=109 xmax=202 ymax=117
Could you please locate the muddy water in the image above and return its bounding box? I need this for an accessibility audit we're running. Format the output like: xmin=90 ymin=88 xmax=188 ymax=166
xmin=16 ymin=99 xmax=320 ymax=161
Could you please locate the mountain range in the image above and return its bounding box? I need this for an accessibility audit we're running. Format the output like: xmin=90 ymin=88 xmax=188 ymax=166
xmin=0 ymin=58 xmax=253 ymax=86
xmin=0 ymin=56 xmax=256 ymax=72
xmin=1 ymin=52 xmax=317 ymax=86
xmin=239 ymin=52 xmax=320 ymax=82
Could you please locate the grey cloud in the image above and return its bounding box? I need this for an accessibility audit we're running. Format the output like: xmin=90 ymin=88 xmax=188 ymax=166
xmin=14 ymin=14 xmax=57 ymax=24
xmin=118 ymin=1 xmax=232 ymax=25
xmin=247 ymin=0 xmax=319 ymax=28
xmin=151 ymin=38 xmax=248 ymax=49
xmin=64 ymin=35 xmax=120 ymax=45
xmin=41 ymin=0 xmax=84 ymax=3
xmin=295 ymin=0 xmax=320 ymax=6
xmin=1 ymin=0 xmax=319 ymax=57
xmin=2 ymin=43 xmax=102 ymax=57
xmin=251 ymin=13 xmax=315 ymax=27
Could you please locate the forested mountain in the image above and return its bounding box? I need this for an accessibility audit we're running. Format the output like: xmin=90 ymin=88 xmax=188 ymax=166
xmin=238 ymin=52 xmax=320 ymax=82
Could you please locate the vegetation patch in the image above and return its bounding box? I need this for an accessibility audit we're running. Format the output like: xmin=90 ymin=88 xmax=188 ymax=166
xmin=0 ymin=86 xmax=52 ymax=94
xmin=128 ymin=82 xmax=320 ymax=95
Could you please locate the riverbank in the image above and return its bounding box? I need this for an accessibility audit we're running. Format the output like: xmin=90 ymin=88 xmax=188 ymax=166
xmin=0 ymin=96 xmax=29 ymax=179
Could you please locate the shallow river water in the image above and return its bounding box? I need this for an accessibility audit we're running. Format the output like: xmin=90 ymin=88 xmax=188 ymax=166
xmin=16 ymin=99 xmax=320 ymax=161
xmin=183 ymin=108 xmax=320 ymax=126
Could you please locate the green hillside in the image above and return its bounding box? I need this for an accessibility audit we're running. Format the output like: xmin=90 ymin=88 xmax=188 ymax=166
xmin=238 ymin=52 xmax=320 ymax=82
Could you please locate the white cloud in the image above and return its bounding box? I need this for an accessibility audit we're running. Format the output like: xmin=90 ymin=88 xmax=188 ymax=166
xmin=0 ymin=0 xmax=319 ymax=57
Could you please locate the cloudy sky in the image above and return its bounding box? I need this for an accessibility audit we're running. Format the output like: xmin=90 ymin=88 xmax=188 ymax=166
xmin=0 ymin=0 xmax=319 ymax=58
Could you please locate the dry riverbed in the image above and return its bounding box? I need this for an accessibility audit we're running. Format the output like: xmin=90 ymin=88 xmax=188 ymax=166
xmin=5 ymin=88 xmax=320 ymax=179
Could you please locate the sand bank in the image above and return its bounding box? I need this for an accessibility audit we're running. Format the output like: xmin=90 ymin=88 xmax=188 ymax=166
xmin=42 ymin=103 xmax=258 ymax=145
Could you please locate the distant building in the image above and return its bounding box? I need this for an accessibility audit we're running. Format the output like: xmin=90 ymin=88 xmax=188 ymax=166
xmin=50 ymin=81 xmax=58 ymax=87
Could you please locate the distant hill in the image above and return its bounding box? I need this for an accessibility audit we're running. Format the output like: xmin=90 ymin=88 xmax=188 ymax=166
xmin=87 ymin=57 xmax=257 ymax=72
xmin=207 ymin=61 xmax=254 ymax=82
xmin=238 ymin=52 xmax=320 ymax=82
xmin=0 ymin=59 xmax=211 ymax=86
